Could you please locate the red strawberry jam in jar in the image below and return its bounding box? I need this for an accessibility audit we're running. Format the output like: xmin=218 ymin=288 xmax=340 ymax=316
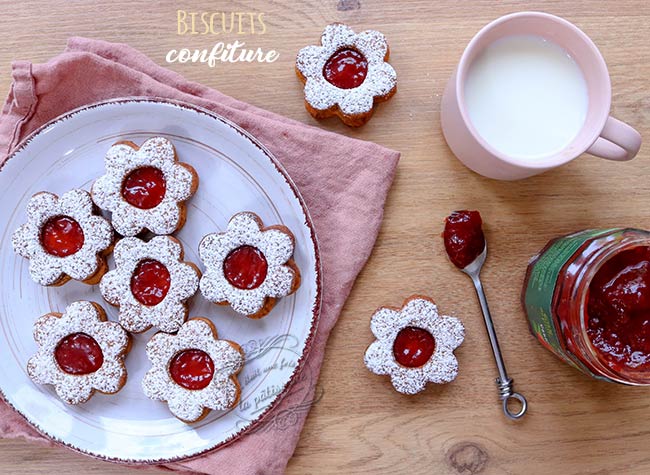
xmin=522 ymin=228 xmax=650 ymax=385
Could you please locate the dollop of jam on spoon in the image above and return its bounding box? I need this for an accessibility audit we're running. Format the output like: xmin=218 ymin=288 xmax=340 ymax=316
xmin=443 ymin=210 xmax=485 ymax=269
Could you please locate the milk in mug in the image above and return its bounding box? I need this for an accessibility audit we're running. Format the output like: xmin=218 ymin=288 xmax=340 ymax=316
xmin=464 ymin=34 xmax=588 ymax=159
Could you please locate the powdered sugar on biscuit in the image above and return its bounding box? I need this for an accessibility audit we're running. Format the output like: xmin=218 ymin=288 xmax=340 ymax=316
xmin=12 ymin=190 xmax=114 ymax=286
xmin=91 ymin=137 xmax=197 ymax=236
xmin=296 ymin=23 xmax=397 ymax=116
xmin=27 ymin=301 xmax=130 ymax=404
xmin=364 ymin=297 xmax=465 ymax=395
xmin=100 ymin=236 xmax=200 ymax=333
xmin=198 ymin=212 xmax=298 ymax=317
xmin=142 ymin=318 xmax=244 ymax=422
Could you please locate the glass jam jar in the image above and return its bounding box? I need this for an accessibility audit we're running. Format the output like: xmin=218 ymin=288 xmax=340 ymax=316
xmin=522 ymin=228 xmax=650 ymax=385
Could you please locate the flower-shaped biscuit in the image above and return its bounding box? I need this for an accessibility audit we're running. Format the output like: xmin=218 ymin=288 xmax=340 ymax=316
xmin=100 ymin=236 xmax=200 ymax=333
xmin=296 ymin=23 xmax=397 ymax=127
xmin=364 ymin=295 xmax=465 ymax=395
xmin=27 ymin=301 xmax=131 ymax=405
xmin=199 ymin=212 xmax=301 ymax=319
xmin=142 ymin=318 xmax=244 ymax=423
xmin=91 ymin=136 xmax=198 ymax=236
xmin=12 ymin=189 xmax=114 ymax=286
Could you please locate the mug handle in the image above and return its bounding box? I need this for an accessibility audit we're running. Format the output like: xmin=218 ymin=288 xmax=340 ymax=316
xmin=586 ymin=116 xmax=642 ymax=162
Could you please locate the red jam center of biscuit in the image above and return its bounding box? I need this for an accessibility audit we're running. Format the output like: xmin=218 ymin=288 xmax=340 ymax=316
xmin=121 ymin=166 xmax=166 ymax=209
xmin=54 ymin=333 xmax=104 ymax=375
xmin=130 ymin=259 xmax=172 ymax=306
xmin=40 ymin=216 xmax=85 ymax=257
xmin=170 ymin=349 xmax=215 ymax=390
xmin=443 ymin=210 xmax=485 ymax=269
xmin=223 ymin=245 xmax=268 ymax=290
xmin=323 ymin=48 xmax=368 ymax=89
xmin=587 ymin=246 xmax=650 ymax=372
xmin=393 ymin=326 xmax=436 ymax=368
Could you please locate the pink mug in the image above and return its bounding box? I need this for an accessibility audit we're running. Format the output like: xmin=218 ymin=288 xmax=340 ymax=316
xmin=441 ymin=12 xmax=642 ymax=180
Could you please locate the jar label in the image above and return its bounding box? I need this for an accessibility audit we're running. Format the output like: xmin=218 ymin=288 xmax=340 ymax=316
xmin=523 ymin=229 xmax=620 ymax=381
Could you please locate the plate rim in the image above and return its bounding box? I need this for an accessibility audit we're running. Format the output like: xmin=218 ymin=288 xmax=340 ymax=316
xmin=0 ymin=96 xmax=322 ymax=465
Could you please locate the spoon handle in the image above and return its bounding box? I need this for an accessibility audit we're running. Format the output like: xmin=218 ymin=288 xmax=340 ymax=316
xmin=471 ymin=275 xmax=527 ymax=420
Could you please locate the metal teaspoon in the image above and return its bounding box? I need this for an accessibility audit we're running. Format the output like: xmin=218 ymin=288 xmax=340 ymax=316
xmin=460 ymin=243 xmax=527 ymax=420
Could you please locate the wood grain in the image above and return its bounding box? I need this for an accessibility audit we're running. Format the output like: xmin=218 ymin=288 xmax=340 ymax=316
xmin=0 ymin=0 xmax=649 ymax=473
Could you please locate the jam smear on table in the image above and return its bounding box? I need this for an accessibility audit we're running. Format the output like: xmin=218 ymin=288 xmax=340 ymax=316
xmin=40 ymin=216 xmax=85 ymax=257
xmin=54 ymin=333 xmax=104 ymax=375
xmin=587 ymin=246 xmax=650 ymax=372
xmin=443 ymin=210 xmax=485 ymax=269
xmin=130 ymin=259 xmax=172 ymax=306
xmin=323 ymin=48 xmax=369 ymax=89
xmin=169 ymin=349 xmax=215 ymax=390
xmin=393 ymin=326 xmax=436 ymax=368
xmin=121 ymin=166 xmax=166 ymax=210
xmin=223 ymin=245 xmax=268 ymax=290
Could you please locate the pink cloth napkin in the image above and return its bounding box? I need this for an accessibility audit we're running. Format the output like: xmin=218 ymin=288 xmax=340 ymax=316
xmin=0 ymin=37 xmax=399 ymax=474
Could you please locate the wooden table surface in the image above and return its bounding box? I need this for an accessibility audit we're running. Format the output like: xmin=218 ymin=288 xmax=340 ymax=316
xmin=0 ymin=1 xmax=649 ymax=473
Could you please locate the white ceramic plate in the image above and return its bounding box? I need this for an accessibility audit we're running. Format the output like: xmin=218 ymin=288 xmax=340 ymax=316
xmin=0 ymin=98 xmax=321 ymax=463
